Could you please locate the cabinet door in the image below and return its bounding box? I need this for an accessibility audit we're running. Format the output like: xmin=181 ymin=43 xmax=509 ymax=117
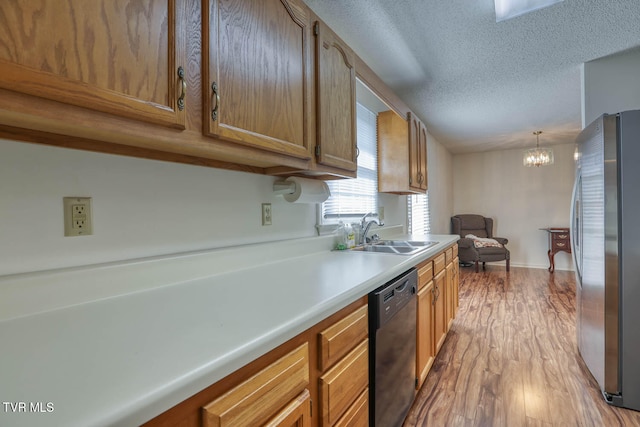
xmin=377 ymin=110 xmax=411 ymax=194
xmin=416 ymin=280 xmax=435 ymax=389
xmin=453 ymin=257 xmax=460 ymax=316
xmin=409 ymin=113 xmax=421 ymax=192
xmin=0 ymin=0 xmax=187 ymax=128
xmin=314 ymin=21 xmax=357 ymax=173
xmin=433 ymin=270 xmax=447 ymax=353
xmin=203 ymin=0 xmax=312 ymax=160
xmin=264 ymin=389 xmax=311 ymax=427
xmin=408 ymin=113 xmax=427 ymax=193
xmin=318 ymin=339 xmax=368 ymax=426
xmin=418 ymin=121 xmax=428 ymax=191
xmin=446 ymin=262 xmax=455 ymax=330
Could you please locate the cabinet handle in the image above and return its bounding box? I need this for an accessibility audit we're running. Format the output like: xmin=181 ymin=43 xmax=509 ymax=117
xmin=558 ymin=234 xmax=568 ymax=239
xmin=431 ymin=288 xmax=437 ymax=305
xmin=177 ymin=66 xmax=186 ymax=111
xmin=556 ymin=242 xmax=566 ymax=248
xmin=211 ymin=82 xmax=220 ymax=121
xmin=356 ymin=145 xmax=360 ymax=158
xmin=418 ymin=172 xmax=424 ymax=184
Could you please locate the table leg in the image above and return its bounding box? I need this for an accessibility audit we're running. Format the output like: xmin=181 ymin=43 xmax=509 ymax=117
xmin=548 ymin=249 xmax=555 ymax=273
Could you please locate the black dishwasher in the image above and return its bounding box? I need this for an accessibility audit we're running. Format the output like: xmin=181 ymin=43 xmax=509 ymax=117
xmin=369 ymin=268 xmax=417 ymax=427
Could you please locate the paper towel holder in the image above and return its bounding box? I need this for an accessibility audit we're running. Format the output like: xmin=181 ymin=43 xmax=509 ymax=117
xmin=273 ymin=177 xmax=331 ymax=203
xmin=273 ymin=180 xmax=297 ymax=195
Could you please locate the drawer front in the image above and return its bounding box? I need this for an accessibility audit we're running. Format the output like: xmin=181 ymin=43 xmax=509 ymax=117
xmin=445 ymin=247 xmax=454 ymax=264
xmin=202 ymin=343 xmax=309 ymax=427
xmin=452 ymin=244 xmax=458 ymax=259
xmin=553 ymin=233 xmax=569 ymax=241
xmin=417 ymin=260 xmax=433 ymax=290
xmin=433 ymin=253 xmax=446 ymax=275
xmin=553 ymin=240 xmax=570 ymax=250
xmin=319 ymin=339 xmax=368 ymax=426
xmin=334 ymin=388 xmax=368 ymax=427
xmin=318 ymin=305 xmax=368 ymax=372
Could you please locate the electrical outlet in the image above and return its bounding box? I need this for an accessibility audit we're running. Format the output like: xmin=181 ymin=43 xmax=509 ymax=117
xmin=262 ymin=203 xmax=272 ymax=226
xmin=64 ymin=197 xmax=93 ymax=236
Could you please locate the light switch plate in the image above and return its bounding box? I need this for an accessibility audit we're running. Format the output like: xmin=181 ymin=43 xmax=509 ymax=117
xmin=63 ymin=197 xmax=93 ymax=236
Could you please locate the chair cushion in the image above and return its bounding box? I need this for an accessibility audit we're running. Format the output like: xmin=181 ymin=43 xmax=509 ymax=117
xmin=454 ymin=215 xmax=488 ymax=238
xmin=477 ymin=246 xmax=509 ymax=256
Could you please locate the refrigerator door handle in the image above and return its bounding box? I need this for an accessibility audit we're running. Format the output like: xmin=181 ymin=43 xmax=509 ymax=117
xmin=570 ymin=172 xmax=580 ymax=281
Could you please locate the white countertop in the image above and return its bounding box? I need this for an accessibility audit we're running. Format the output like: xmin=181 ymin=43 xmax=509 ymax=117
xmin=0 ymin=233 xmax=458 ymax=427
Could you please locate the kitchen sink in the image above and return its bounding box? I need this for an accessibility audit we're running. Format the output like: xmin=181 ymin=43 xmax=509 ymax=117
xmin=347 ymin=240 xmax=439 ymax=255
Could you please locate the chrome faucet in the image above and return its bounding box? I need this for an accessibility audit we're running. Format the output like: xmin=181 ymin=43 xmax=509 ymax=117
xmin=360 ymin=212 xmax=384 ymax=244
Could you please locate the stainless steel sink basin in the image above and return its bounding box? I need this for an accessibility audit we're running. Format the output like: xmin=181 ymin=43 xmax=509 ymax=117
xmin=375 ymin=240 xmax=439 ymax=248
xmin=347 ymin=240 xmax=439 ymax=255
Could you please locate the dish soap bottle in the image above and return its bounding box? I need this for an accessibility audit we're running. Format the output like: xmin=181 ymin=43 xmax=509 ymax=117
xmin=344 ymin=222 xmax=356 ymax=248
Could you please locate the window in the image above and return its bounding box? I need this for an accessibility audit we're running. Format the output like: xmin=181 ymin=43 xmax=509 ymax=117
xmin=408 ymin=193 xmax=430 ymax=234
xmin=321 ymin=103 xmax=378 ymax=224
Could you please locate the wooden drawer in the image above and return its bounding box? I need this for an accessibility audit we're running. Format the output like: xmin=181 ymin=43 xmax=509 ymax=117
xmin=453 ymin=244 xmax=458 ymax=259
xmin=334 ymin=388 xmax=368 ymax=427
xmin=433 ymin=253 xmax=446 ymax=275
xmin=319 ymin=339 xmax=368 ymax=426
xmin=445 ymin=247 xmax=454 ymax=264
xmin=202 ymin=343 xmax=309 ymax=427
xmin=417 ymin=259 xmax=433 ymax=290
xmin=318 ymin=305 xmax=368 ymax=372
xmin=553 ymin=240 xmax=570 ymax=250
xmin=552 ymin=233 xmax=570 ymax=241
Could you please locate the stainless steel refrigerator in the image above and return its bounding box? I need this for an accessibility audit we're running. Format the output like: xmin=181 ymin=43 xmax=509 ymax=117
xmin=572 ymin=109 xmax=640 ymax=410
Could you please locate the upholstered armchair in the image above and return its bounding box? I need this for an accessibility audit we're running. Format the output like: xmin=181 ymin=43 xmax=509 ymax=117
xmin=451 ymin=214 xmax=510 ymax=273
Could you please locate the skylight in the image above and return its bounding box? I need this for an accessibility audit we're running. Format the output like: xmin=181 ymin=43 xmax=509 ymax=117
xmin=494 ymin=0 xmax=564 ymax=22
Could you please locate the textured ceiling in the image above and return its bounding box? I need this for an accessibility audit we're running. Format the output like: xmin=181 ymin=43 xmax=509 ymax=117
xmin=304 ymin=0 xmax=640 ymax=153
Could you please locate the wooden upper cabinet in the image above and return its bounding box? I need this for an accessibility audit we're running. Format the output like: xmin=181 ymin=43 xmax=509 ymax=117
xmin=0 ymin=0 xmax=187 ymax=129
xmin=314 ymin=20 xmax=357 ymax=174
xmin=203 ymin=0 xmax=313 ymax=160
xmin=409 ymin=113 xmax=427 ymax=193
xmin=377 ymin=110 xmax=409 ymax=194
xmin=378 ymin=109 xmax=428 ymax=194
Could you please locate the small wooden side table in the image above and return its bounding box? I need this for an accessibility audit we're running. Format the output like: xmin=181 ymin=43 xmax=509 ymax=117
xmin=540 ymin=228 xmax=571 ymax=273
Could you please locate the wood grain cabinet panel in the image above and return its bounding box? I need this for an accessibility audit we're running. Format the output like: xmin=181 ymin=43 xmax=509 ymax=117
xmin=318 ymin=305 xmax=368 ymax=372
xmin=416 ymin=279 xmax=435 ymax=389
xmin=202 ymin=343 xmax=309 ymax=427
xmin=409 ymin=113 xmax=427 ymax=193
xmin=264 ymin=389 xmax=311 ymax=427
xmin=318 ymin=339 xmax=368 ymax=426
xmin=203 ymin=0 xmax=313 ymax=160
xmin=0 ymin=0 xmax=187 ymax=128
xmin=433 ymin=253 xmax=446 ymax=276
xmin=417 ymin=259 xmax=434 ymax=291
xmin=314 ymin=20 xmax=357 ymax=174
xmin=433 ymin=270 xmax=447 ymax=354
xmin=446 ymin=262 xmax=455 ymax=331
xmin=333 ymin=388 xmax=368 ymax=427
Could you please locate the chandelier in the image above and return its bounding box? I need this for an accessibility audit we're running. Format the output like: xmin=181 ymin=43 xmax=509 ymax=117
xmin=523 ymin=131 xmax=554 ymax=167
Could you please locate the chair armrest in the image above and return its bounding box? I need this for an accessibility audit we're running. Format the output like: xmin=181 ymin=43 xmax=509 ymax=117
xmin=494 ymin=237 xmax=508 ymax=245
xmin=457 ymin=237 xmax=474 ymax=249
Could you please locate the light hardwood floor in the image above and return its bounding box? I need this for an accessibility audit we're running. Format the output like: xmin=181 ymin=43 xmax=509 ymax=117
xmin=404 ymin=265 xmax=640 ymax=426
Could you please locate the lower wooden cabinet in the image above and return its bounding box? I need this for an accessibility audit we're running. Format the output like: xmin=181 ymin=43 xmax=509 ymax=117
xmin=265 ymin=389 xmax=311 ymax=427
xmin=416 ymin=244 xmax=459 ymax=389
xmin=333 ymin=388 xmax=368 ymax=427
xmin=202 ymin=343 xmax=309 ymax=427
xmin=318 ymin=340 xmax=368 ymax=426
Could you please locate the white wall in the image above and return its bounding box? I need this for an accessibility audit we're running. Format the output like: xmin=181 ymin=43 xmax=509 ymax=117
xmin=453 ymin=144 xmax=575 ymax=270
xmin=427 ymin=132 xmax=453 ymax=234
xmin=0 ymin=140 xmax=324 ymax=276
xmin=583 ymin=47 xmax=640 ymax=127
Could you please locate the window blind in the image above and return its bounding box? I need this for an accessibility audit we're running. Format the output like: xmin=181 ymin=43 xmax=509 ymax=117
xmin=322 ymin=103 xmax=378 ymax=223
xmin=408 ymin=193 xmax=431 ymax=234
